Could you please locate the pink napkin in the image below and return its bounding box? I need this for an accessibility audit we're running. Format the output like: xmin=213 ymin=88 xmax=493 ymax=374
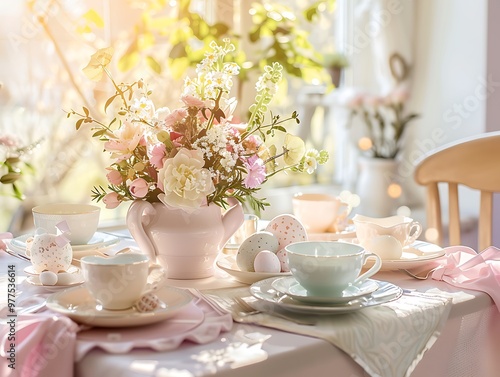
xmin=1 ymin=297 xmax=232 ymax=377
xmin=430 ymin=246 xmax=500 ymax=311
xmin=0 ymin=313 xmax=79 ymax=377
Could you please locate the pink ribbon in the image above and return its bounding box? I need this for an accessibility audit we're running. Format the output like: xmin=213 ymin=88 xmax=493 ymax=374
xmin=54 ymin=221 xmax=71 ymax=247
xmin=431 ymin=246 xmax=500 ymax=311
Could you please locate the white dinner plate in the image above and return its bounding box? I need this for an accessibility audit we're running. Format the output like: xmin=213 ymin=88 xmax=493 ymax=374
xmin=340 ymin=239 xmax=445 ymax=270
xmin=24 ymin=265 xmax=79 ymax=276
xmin=10 ymin=232 xmax=121 ymax=254
xmin=216 ymin=253 xmax=291 ymax=285
xmin=46 ymin=285 xmax=193 ymax=327
xmin=250 ymin=278 xmax=403 ymax=315
xmin=271 ymin=277 xmax=379 ymax=304
xmin=26 ymin=273 xmax=84 ymax=291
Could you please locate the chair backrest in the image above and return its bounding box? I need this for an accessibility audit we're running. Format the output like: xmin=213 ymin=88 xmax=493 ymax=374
xmin=414 ymin=131 xmax=500 ymax=251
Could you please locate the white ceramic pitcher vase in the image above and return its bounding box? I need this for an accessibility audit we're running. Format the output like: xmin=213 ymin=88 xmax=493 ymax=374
xmin=126 ymin=200 xmax=244 ymax=279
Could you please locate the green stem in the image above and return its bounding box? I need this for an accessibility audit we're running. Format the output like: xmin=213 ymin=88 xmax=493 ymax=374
xmin=104 ymin=67 xmax=128 ymax=108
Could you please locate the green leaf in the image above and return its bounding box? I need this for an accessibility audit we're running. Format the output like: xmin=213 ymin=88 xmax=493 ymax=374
xmin=146 ymin=56 xmax=162 ymax=74
xmin=76 ymin=118 xmax=84 ymax=130
xmin=92 ymin=129 xmax=107 ymax=137
xmin=83 ymin=106 xmax=89 ymax=116
xmin=104 ymin=94 xmax=118 ymax=113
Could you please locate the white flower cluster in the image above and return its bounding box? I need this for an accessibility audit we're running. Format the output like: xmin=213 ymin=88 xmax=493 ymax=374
xmin=185 ymin=39 xmax=240 ymax=100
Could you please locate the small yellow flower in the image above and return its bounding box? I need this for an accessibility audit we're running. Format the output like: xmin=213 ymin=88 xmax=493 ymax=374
xmin=283 ymin=134 xmax=305 ymax=165
xmin=82 ymin=47 xmax=114 ymax=81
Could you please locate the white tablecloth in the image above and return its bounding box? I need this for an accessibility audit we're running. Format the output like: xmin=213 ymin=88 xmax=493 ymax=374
xmin=1 ymin=235 xmax=499 ymax=377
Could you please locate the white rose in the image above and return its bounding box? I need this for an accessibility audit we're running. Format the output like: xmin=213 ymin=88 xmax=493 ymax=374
xmin=157 ymin=148 xmax=215 ymax=213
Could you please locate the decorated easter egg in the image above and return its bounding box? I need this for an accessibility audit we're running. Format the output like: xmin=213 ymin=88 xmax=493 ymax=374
xmin=254 ymin=250 xmax=281 ymax=273
xmin=265 ymin=214 xmax=308 ymax=250
xmin=236 ymin=231 xmax=279 ymax=272
xmin=39 ymin=271 xmax=58 ymax=286
xmin=135 ymin=292 xmax=161 ymax=312
xmin=29 ymin=232 xmax=73 ymax=273
xmin=276 ymin=248 xmax=290 ymax=272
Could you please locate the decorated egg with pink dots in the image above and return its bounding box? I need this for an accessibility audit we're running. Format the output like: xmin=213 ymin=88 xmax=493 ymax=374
xmin=276 ymin=248 xmax=290 ymax=272
xmin=236 ymin=231 xmax=279 ymax=272
xmin=265 ymin=214 xmax=308 ymax=250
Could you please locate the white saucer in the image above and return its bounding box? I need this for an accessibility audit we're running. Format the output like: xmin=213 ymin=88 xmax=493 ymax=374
xmin=10 ymin=232 xmax=121 ymax=253
xmin=26 ymin=273 xmax=84 ymax=291
xmin=24 ymin=265 xmax=79 ymax=276
xmin=216 ymin=253 xmax=290 ymax=285
xmin=271 ymin=277 xmax=379 ymax=304
xmin=46 ymin=285 xmax=192 ymax=327
xmin=341 ymin=240 xmax=445 ymax=270
xmin=250 ymin=277 xmax=403 ymax=315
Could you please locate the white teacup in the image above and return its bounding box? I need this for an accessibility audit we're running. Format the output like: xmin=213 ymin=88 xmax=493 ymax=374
xmin=32 ymin=203 xmax=100 ymax=245
xmin=292 ymin=193 xmax=349 ymax=233
xmin=285 ymin=241 xmax=382 ymax=297
xmin=353 ymin=214 xmax=422 ymax=248
xmin=80 ymin=254 xmax=160 ymax=310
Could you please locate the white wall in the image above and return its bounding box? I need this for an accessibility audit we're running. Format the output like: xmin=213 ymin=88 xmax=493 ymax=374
xmin=404 ymin=0 xmax=488 ymax=205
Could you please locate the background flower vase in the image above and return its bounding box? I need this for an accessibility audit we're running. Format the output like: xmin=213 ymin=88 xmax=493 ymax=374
xmin=355 ymin=157 xmax=399 ymax=218
xmin=126 ymin=200 xmax=244 ymax=279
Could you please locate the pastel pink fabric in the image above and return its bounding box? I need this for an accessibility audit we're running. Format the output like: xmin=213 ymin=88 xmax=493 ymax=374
xmin=431 ymin=246 xmax=500 ymax=311
xmin=0 ymin=298 xmax=232 ymax=377
xmin=0 ymin=314 xmax=78 ymax=377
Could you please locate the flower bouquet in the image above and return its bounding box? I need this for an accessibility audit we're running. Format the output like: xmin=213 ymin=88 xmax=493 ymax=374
xmin=346 ymin=87 xmax=419 ymax=159
xmin=70 ymin=39 xmax=328 ymax=214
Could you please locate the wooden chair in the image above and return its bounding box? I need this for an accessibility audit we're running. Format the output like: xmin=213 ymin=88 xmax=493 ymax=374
xmin=414 ymin=131 xmax=500 ymax=251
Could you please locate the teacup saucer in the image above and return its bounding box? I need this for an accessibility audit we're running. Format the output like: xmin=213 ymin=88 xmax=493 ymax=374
xmin=24 ymin=265 xmax=79 ymax=276
xmin=26 ymin=273 xmax=84 ymax=291
xmin=10 ymin=232 xmax=121 ymax=253
xmin=271 ymin=276 xmax=379 ymax=304
xmin=46 ymin=285 xmax=192 ymax=327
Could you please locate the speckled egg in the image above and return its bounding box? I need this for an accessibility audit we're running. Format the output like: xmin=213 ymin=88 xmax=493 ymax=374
xmin=236 ymin=231 xmax=279 ymax=272
xmin=265 ymin=214 xmax=308 ymax=250
xmin=28 ymin=233 xmax=73 ymax=274
xmin=254 ymin=250 xmax=281 ymax=273
xmin=276 ymin=248 xmax=290 ymax=272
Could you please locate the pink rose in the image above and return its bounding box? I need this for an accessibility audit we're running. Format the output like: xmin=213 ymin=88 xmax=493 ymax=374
xmin=150 ymin=144 xmax=166 ymax=169
xmin=103 ymin=192 xmax=120 ymax=209
xmin=181 ymin=95 xmax=205 ymax=108
xmin=129 ymin=178 xmax=149 ymax=198
xmin=164 ymin=108 xmax=188 ymax=127
xmin=106 ymin=170 xmax=123 ymax=185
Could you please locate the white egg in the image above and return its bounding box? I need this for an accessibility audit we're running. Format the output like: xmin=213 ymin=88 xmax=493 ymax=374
xmin=39 ymin=271 xmax=58 ymax=286
xmin=265 ymin=214 xmax=308 ymax=249
xmin=276 ymin=248 xmax=290 ymax=272
xmin=364 ymin=235 xmax=403 ymax=260
xmin=253 ymin=250 xmax=281 ymax=273
xmin=236 ymin=231 xmax=279 ymax=272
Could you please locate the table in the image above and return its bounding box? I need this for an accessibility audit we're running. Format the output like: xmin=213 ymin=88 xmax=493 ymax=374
xmin=2 ymin=235 xmax=499 ymax=377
